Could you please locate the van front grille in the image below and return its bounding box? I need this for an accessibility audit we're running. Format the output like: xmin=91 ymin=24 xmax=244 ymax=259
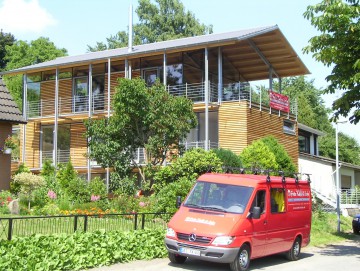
xmin=177 ymin=232 xmax=212 ymax=244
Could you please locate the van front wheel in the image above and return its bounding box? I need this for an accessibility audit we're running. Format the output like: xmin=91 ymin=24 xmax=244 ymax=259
xmin=168 ymin=252 xmax=187 ymax=264
xmin=230 ymin=244 xmax=251 ymax=271
xmin=286 ymin=237 xmax=301 ymax=261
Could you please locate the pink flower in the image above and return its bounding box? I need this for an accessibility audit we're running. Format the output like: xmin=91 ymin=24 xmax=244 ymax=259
xmin=139 ymin=201 xmax=146 ymax=207
xmin=47 ymin=190 xmax=57 ymax=199
xmin=91 ymin=195 xmax=100 ymax=201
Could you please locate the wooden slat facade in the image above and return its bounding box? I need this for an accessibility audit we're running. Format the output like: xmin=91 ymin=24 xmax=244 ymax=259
xmin=23 ymin=122 xmax=41 ymax=168
xmin=219 ymin=101 xmax=298 ymax=167
xmin=70 ymin=122 xmax=87 ymax=167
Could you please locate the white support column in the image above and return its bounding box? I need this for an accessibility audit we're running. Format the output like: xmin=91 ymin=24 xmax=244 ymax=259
xmin=22 ymin=74 xmax=27 ymax=164
xmin=163 ymin=52 xmax=167 ymax=86
xmin=106 ymin=58 xmax=111 ymax=192
xmin=218 ymin=47 xmax=223 ymax=103
xmin=54 ymin=68 xmax=59 ymax=168
xmin=87 ymin=64 xmax=93 ymax=182
xmin=125 ymin=59 xmax=129 ymax=79
xmin=204 ymin=48 xmax=209 ymax=151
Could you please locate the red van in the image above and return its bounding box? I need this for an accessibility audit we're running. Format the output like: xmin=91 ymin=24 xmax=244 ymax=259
xmin=164 ymin=172 xmax=312 ymax=271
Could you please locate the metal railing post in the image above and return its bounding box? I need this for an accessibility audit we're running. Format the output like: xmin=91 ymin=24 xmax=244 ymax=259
xmin=84 ymin=215 xmax=88 ymax=232
xmin=141 ymin=213 xmax=146 ymax=229
xmin=74 ymin=215 xmax=78 ymax=232
xmin=8 ymin=218 xmax=13 ymax=241
xmin=134 ymin=213 xmax=138 ymax=230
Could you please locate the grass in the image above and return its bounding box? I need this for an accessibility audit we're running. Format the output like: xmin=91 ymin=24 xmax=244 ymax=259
xmin=310 ymin=211 xmax=355 ymax=247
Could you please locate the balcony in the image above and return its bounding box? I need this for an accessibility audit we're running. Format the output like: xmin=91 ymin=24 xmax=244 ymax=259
xmin=26 ymin=81 xmax=297 ymax=119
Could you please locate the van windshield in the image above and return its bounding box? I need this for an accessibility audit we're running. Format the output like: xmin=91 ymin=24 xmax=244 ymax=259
xmin=184 ymin=181 xmax=253 ymax=214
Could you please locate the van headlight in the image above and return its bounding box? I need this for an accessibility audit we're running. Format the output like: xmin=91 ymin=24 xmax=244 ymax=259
xmin=166 ymin=227 xmax=176 ymax=238
xmin=212 ymin=236 xmax=235 ymax=246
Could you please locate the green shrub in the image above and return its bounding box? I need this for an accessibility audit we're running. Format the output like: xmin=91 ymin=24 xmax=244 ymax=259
xmin=13 ymin=172 xmax=45 ymax=209
xmin=89 ymin=177 xmax=107 ymax=200
xmin=0 ymin=190 xmax=13 ymax=215
xmin=110 ymin=173 xmax=138 ymax=195
xmin=152 ymin=177 xmax=194 ymax=214
xmin=65 ymin=177 xmax=90 ymax=204
xmin=38 ymin=203 xmax=60 ymax=216
xmin=260 ymin=136 xmax=296 ymax=174
xmin=153 ymin=148 xmax=222 ymax=191
xmin=212 ymin=148 xmax=242 ymax=168
xmin=10 ymin=163 xmax=31 ymax=195
xmin=240 ymin=140 xmax=278 ymax=170
xmin=0 ymin=229 xmax=167 ymax=270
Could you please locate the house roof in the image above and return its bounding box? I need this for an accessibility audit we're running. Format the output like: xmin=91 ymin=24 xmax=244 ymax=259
xmin=298 ymin=123 xmax=325 ymax=136
xmin=299 ymin=152 xmax=360 ymax=171
xmin=1 ymin=25 xmax=310 ymax=82
xmin=0 ymin=78 xmax=27 ymax=124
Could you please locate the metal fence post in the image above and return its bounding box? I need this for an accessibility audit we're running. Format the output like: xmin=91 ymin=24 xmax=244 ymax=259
xmin=84 ymin=215 xmax=88 ymax=232
xmin=134 ymin=213 xmax=138 ymax=230
xmin=8 ymin=218 xmax=13 ymax=241
xmin=74 ymin=215 xmax=78 ymax=232
xmin=141 ymin=213 xmax=146 ymax=229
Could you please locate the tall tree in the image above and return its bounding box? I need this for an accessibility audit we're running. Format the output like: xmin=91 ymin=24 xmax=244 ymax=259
xmin=3 ymin=37 xmax=67 ymax=108
xmin=0 ymin=30 xmax=15 ymax=71
xmin=303 ymin=0 xmax=360 ymax=124
xmin=88 ymin=0 xmax=213 ymax=51
xmin=85 ymin=78 xmax=197 ymax=189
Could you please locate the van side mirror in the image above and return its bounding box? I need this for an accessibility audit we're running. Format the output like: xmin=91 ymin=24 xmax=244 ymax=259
xmin=252 ymin=206 xmax=261 ymax=219
xmin=176 ymin=196 xmax=182 ymax=208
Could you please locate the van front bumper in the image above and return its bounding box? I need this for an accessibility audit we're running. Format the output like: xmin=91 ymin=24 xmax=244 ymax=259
xmin=164 ymin=237 xmax=239 ymax=263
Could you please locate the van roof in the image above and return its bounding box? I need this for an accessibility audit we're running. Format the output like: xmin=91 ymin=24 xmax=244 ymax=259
xmin=197 ymin=173 xmax=310 ymax=187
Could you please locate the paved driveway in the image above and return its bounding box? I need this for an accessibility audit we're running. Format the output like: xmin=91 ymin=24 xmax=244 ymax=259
xmin=87 ymin=238 xmax=360 ymax=271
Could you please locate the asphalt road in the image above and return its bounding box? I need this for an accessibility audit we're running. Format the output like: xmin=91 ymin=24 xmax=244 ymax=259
xmin=87 ymin=238 xmax=360 ymax=271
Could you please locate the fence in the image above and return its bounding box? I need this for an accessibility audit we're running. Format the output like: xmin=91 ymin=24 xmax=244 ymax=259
xmin=0 ymin=212 xmax=172 ymax=241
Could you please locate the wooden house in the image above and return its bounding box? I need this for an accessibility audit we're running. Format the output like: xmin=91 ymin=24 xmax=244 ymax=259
xmin=2 ymin=25 xmax=309 ymax=181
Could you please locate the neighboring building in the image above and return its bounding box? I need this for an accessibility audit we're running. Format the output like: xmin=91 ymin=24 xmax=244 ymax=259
xmin=2 ymin=25 xmax=310 ymax=182
xmin=0 ymin=78 xmax=26 ymax=190
xmin=297 ymin=124 xmax=360 ymax=210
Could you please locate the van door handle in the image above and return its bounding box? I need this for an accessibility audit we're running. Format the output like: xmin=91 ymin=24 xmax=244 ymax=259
xmin=264 ymin=220 xmax=268 ymax=225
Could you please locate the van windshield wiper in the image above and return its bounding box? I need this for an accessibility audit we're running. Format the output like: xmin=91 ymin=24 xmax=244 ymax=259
xmin=184 ymin=203 xmax=202 ymax=208
xmin=201 ymin=206 xmax=228 ymax=212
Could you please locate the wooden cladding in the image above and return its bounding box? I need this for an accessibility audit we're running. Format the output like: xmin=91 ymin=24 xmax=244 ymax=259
xmin=23 ymin=122 xmax=41 ymax=168
xmin=70 ymin=123 xmax=87 ymax=167
xmin=218 ymin=101 xmax=298 ymax=167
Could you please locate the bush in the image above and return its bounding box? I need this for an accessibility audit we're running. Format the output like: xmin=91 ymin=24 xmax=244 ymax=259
xmin=212 ymin=148 xmax=242 ymax=168
xmin=240 ymin=140 xmax=278 ymax=170
xmin=0 ymin=229 xmax=167 ymax=270
xmin=110 ymin=173 xmax=138 ymax=195
xmin=260 ymin=136 xmax=296 ymax=174
xmin=0 ymin=190 xmax=13 ymax=215
xmin=153 ymin=148 xmax=222 ymax=191
xmin=13 ymin=172 xmax=45 ymax=209
xmin=89 ymin=177 xmax=107 ymax=200
xmin=10 ymin=163 xmax=31 ymax=195
xmin=152 ymin=177 xmax=194 ymax=214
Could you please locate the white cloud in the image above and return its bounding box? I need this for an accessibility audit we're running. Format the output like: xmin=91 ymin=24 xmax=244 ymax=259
xmin=0 ymin=0 xmax=57 ymax=33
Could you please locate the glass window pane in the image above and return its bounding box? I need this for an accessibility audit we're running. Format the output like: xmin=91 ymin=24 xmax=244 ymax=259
xmin=73 ymin=77 xmax=88 ymax=112
xmin=27 ymin=82 xmax=40 ymax=117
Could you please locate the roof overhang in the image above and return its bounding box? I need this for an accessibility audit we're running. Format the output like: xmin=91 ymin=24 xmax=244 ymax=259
xmin=1 ymin=25 xmax=310 ymax=82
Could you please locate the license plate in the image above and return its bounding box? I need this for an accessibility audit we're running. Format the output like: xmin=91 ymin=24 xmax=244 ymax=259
xmin=179 ymin=247 xmax=201 ymax=256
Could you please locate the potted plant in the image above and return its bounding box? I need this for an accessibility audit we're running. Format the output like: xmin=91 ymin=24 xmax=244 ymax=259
xmin=3 ymin=135 xmax=18 ymax=154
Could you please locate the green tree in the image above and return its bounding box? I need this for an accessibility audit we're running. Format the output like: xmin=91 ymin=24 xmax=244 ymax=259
xmin=303 ymin=0 xmax=360 ymax=124
xmin=88 ymin=0 xmax=213 ymax=51
xmin=239 ymin=140 xmax=278 ymax=171
xmin=260 ymin=136 xmax=297 ymax=173
xmin=13 ymin=172 xmax=45 ymax=209
xmin=85 ymin=78 xmax=197 ymax=189
xmin=3 ymin=37 xmax=67 ymax=108
xmin=0 ymin=30 xmax=15 ymax=71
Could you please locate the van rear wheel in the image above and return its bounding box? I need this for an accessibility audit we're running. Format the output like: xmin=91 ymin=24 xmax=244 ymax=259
xmin=286 ymin=237 xmax=301 ymax=261
xmin=230 ymin=244 xmax=251 ymax=271
xmin=168 ymin=252 xmax=187 ymax=264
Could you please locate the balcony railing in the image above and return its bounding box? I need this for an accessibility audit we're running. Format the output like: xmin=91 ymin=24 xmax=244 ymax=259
xmin=39 ymin=141 xmax=218 ymax=167
xmin=26 ymin=81 xmax=297 ymax=118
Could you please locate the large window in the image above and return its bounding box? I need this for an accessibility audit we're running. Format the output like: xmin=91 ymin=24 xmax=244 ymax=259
xmin=42 ymin=125 xmax=70 ymax=164
xmin=27 ymin=74 xmax=41 ymax=117
xmin=298 ymin=131 xmax=311 ymax=154
xmin=73 ymin=75 xmax=105 ymax=112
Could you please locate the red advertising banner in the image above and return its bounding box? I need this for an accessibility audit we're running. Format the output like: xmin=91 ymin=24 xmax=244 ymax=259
xmin=269 ymin=91 xmax=289 ymax=112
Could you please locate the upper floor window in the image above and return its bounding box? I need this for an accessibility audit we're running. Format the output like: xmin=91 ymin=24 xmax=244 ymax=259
xmin=299 ymin=131 xmax=311 ymax=154
xmin=283 ymin=120 xmax=295 ymax=135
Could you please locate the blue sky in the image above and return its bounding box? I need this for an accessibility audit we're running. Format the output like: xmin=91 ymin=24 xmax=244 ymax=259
xmin=0 ymin=0 xmax=359 ymax=142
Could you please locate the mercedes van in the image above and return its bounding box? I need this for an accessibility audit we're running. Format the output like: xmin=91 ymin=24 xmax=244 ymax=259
xmin=164 ymin=172 xmax=312 ymax=271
